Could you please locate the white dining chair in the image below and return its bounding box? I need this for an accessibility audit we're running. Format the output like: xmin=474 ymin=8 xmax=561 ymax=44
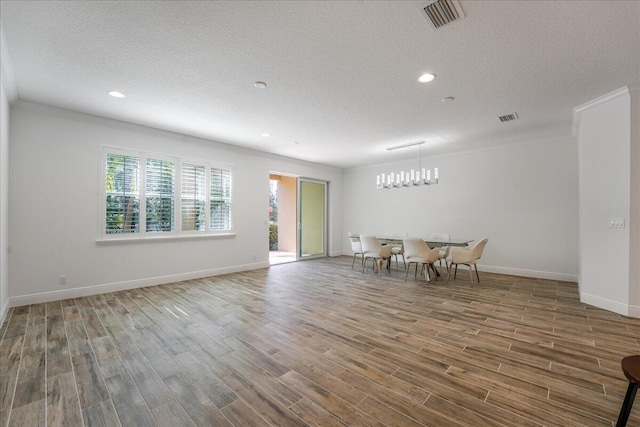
xmin=347 ymin=232 xmax=364 ymax=269
xmin=429 ymin=233 xmax=451 ymax=272
xmin=360 ymin=234 xmax=392 ymax=276
xmin=390 ymin=233 xmax=407 ymax=271
xmin=446 ymin=238 xmax=489 ymax=286
xmin=402 ymin=237 xmax=441 ymax=283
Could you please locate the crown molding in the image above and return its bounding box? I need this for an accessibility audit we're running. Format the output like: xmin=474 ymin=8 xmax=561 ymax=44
xmin=0 ymin=24 xmax=18 ymax=104
xmin=572 ymin=86 xmax=630 ymax=137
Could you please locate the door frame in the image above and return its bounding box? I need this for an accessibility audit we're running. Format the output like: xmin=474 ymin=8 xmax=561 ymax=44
xmin=297 ymin=177 xmax=328 ymax=260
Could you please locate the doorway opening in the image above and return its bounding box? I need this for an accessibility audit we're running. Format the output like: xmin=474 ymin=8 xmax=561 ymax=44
xmin=269 ymin=174 xmax=296 ymax=265
xmin=269 ymin=174 xmax=328 ymax=265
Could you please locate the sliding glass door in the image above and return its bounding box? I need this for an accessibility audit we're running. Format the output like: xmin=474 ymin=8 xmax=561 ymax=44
xmin=298 ymin=179 xmax=327 ymax=259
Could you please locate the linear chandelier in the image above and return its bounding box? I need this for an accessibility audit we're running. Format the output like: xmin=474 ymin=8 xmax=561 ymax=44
xmin=376 ymin=141 xmax=438 ymax=189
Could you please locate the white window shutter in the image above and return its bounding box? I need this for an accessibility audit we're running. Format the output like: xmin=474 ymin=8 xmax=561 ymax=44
xmin=145 ymin=158 xmax=175 ymax=232
xmin=105 ymin=153 xmax=140 ymax=234
xmin=181 ymin=163 xmax=207 ymax=231
xmin=210 ymin=168 xmax=232 ymax=230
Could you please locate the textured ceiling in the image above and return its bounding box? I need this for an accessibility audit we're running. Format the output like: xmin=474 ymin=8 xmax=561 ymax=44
xmin=1 ymin=1 xmax=639 ymax=168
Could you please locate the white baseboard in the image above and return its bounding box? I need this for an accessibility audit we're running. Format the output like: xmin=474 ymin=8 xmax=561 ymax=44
xmin=628 ymin=304 xmax=640 ymax=319
xmin=336 ymin=257 xmax=577 ymax=282
xmin=329 ymin=251 xmax=345 ymax=257
xmin=8 ymin=261 xmax=270 ymax=308
xmin=473 ymin=264 xmax=578 ymax=282
xmin=0 ymin=299 xmax=9 ymax=329
xmin=580 ymin=292 xmax=639 ymax=318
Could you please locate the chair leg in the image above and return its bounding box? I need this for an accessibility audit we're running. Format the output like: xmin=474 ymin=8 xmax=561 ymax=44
xmin=362 ymin=256 xmax=368 ymax=274
xmin=395 ymin=255 xmax=398 ymax=271
xmin=474 ymin=264 xmax=480 ymax=283
xmin=469 ymin=265 xmax=474 ymax=286
xmin=402 ymin=254 xmax=406 ymax=269
xmin=405 ymin=262 xmax=411 ymax=281
xmin=447 ymin=264 xmax=452 ymax=283
xmin=430 ymin=264 xmax=439 ymax=280
xmin=352 ymin=253 xmax=357 ymax=269
xmin=616 ymin=382 xmax=638 ymax=427
xmin=454 ymin=264 xmax=458 ymax=279
xmin=424 ymin=263 xmax=430 ymax=283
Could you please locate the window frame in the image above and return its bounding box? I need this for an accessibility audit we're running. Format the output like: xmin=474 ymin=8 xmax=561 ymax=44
xmin=209 ymin=165 xmax=233 ymax=232
xmin=100 ymin=147 xmax=234 ymax=241
xmin=144 ymin=154 xmax=177 ymax=235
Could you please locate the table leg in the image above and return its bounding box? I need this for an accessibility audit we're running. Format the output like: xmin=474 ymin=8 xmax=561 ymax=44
xmin=616 ymin=381 xmax=638 ymax=427
xmin=430 ymin=264 xmax=440 ymax=277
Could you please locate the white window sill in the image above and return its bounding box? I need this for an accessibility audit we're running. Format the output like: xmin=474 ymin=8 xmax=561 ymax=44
xmin=96 ymin=232 xmax=236 ymax=245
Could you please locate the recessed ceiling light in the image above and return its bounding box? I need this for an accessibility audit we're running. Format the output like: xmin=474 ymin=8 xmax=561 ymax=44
xmin=418 ymin=73 xmax=436 ymax=83
xmin=108 ymin=90 xmax=126 ymax=98
xmin=442 ymin=96 xmax=455 ymax=102
xmin=261 ymin=133 xmax=271 ymax=137
xmin=254 ymin=81 xmax=267 ymax=89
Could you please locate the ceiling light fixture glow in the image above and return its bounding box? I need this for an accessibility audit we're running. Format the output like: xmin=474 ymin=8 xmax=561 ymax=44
xmin=108 ymin=90 xmax=126 ymax=98
xmin=254 ymin=81 xmax=267 ymax=89
xmin=418 ymin=73 xmax=436 ymax=83
xmin=261 ymin=133 xmax=270 ymax=137
xmin=442 ymin=96 xmax=455 ymax=102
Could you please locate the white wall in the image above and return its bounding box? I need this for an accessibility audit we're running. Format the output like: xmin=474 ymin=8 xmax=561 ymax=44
xmin=0 ymin=80 xmax=9 ymax=322
xmin=576 ymin=88 xmax=633 ymax=316
xmin=8 ymin=102 xmax=343 ymax=305
xmin=343 ymin=137 xmax=579 ymax=281
xmin=628 ymin=87 xmax=639 ymax=314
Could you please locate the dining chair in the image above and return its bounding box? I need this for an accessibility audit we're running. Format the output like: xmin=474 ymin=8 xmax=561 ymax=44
xmin=446 ymin=238 xmax=489 ymax=286
xmin=347 ymin=232 xmax=364 ymax=269
xmin=429 ymin=233 xmax=451 ymax=271
xmin=390 ymin=233 xmax=407 ymax=271
xmin=360 ymin=234 xmax=392 ymax=276
xmin=402 ymin=237 xmax=441 ymax=283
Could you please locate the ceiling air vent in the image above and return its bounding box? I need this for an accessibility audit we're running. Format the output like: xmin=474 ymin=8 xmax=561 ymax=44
xmin=499 ymin=113 xmax=519 ymax=122
xmin=419 ymin=0 xmax=465 ymax=30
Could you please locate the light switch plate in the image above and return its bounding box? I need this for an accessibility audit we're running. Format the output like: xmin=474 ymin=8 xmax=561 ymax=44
xmin=609 ymin=218 xmax=625 ymax=228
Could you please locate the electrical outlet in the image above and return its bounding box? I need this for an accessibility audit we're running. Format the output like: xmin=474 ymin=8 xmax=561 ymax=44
xmin=609 ymin=218 xmax=625 ymax=228
xmin=59 ymin=275 xmax=67 ymax=285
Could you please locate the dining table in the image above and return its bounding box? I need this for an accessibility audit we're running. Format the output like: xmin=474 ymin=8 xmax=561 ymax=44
xmin=353 ymin=235 xmax=473 ymax=277
xmin=376 ymin=236 xmax=473 ymax=248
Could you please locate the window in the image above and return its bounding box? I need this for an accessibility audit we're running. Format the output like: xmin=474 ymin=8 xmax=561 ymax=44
xmin=210 ymin=168 xmax=232 ymax=230
xmin=105 ymin=153 xmax=140 ymax=234
xmin=102 ymin=148 xmax=233 ymax=239
xmin=146 ymin=158 xmax=175 ymax=233
xmin=181 ymin=163 xmax=206 ymax=231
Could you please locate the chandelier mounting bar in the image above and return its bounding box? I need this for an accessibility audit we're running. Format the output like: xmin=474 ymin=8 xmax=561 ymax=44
xmin=386 ymin=141 xmax=425 ymax=151
xmin=376 ymin=141 xmax=439 ymax=189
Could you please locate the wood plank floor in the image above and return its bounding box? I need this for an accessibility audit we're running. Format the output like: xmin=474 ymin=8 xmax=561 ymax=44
xmin=1 ymin=256 xmax=640 ymax=426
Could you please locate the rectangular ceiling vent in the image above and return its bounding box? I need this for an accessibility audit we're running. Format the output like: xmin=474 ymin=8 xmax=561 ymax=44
xmin=419 ymin=0 xmax=465 ymax=30
xmin=499 ymin=113 xmax=519 ymax=122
